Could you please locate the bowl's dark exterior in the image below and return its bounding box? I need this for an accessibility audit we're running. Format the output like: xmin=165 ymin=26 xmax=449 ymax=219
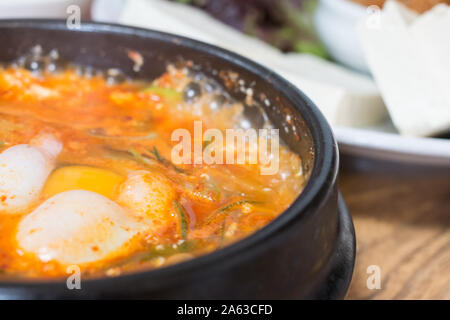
xmin=0 ymin=20 xmax=355 ymax=300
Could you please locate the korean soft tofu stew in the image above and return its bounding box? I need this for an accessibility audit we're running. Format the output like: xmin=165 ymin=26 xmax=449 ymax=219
xmin=0 ymin=47 xmax=306 ymax=279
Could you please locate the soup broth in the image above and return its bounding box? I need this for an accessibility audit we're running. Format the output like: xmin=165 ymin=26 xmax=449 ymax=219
xmin=0 ymin=56 xmax=304 ymax=278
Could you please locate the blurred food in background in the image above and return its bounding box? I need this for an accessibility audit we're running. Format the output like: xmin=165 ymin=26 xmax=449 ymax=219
xmin=169 ymin=0 xmax=328 ymax=58
xmin=350 ymin=0 xmax=450 ymax=13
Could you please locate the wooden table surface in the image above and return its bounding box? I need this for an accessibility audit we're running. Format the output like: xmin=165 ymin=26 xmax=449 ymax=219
xmin=339 ymin=155 xmax=450 ymax=300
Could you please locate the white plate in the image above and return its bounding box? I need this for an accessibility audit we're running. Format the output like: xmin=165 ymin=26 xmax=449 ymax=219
xmin=335 ymin=122 xmax=450 ymax=166
xmin=91 ymin=0 xmax=450 ymax=166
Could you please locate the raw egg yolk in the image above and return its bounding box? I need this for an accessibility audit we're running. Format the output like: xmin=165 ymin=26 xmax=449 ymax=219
xmin=42 ymin=166 xmax=124 ymax=199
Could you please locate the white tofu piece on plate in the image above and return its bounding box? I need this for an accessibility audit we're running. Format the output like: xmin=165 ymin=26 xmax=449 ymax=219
xmin=358 ymin=1 xmax=450 ymax=136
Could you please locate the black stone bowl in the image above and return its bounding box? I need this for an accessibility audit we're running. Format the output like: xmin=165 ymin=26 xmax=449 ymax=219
xmin=0 ymin=20 xmax=355 ymax=300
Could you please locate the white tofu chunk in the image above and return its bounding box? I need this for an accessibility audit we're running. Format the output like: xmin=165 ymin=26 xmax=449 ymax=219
xmin=0 ymin=133 xmax=62 ymax=214
xmin=17 ymin=190 xmax=144 ymax=265
xmin=358 ymin=1 xmax=450 ymax=136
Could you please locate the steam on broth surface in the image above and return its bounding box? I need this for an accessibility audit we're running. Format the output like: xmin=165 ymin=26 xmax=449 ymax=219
xmin=0 ymin=52 xmax=304 ymax=278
